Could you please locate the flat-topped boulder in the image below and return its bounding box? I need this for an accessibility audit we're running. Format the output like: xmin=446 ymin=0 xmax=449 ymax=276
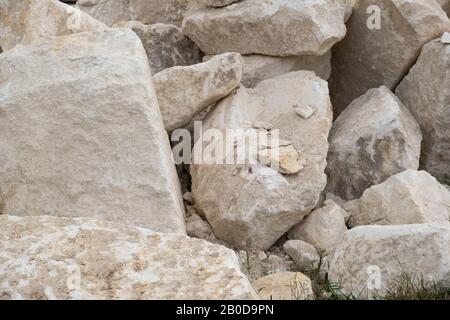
xmin=182 ymin=0 xmax=350 ymax=56
xmin=0 ymin=28 xmax=185 ymax=234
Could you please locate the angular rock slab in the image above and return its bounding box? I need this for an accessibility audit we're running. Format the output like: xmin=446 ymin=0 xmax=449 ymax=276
xmin=396 ymin=38 xmax=450 ymax=184
xmin=114 ymin=21 xmax=201 ymax=74
xmin=191 ymin=71 xmax=333 ymax=250
xmin=0 ymin=0 xmax=106 ymax=51
xmin=182 ymin=0 xmax=350 ymax=56
xmin=329 ymin=223 xmax=450 ymax=298
xmin=0 ymin=215 xmax=257 ymax=300
xmin=154 ymin=52 xmax=243 ymax=132
xmin=77 ymin=0 xmax=189 ymax=27
xmin=288 ymin=200 xmax=348 ymax=256
xmin=0 ymin=29 xmax=186 ymax=234
xmin=344 ymin=170 xmax=450 ymax=227
xmin=326 ymin=86 xmax=422 ymax=200
xmin=329 ymin=0 xmax=450 ymax=115
xmin=283 ymin=240 xmax=321 ymax=271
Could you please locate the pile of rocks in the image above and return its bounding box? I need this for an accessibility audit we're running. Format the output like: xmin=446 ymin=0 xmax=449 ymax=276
xmin=0 ymin=0 xmax=449 ymax=300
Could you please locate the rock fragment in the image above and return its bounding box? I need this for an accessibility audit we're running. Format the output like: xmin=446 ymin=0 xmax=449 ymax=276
xmin=344 ymin=170 xmax=450 ymax=227
xmin=288 ymin=200 xmax=348 ymax=256
xmin=326 ymin=86 xmax=422 ymax=200
xmin=396 ymin=37 xmax=450 ymax=183
xmin=191 ymin=71 xmax=333 ymax=250
xmin=283 ymin=240 xmax=321 ymax=271
xmin=329 ymin=223 xmax=450 ymax=298
xmin=182 ymin=0 xmax=349 ymax=56
xmin=154 ymin=52 xmax=243 ymax=132
xmin=329 ymin=0 xmax=450 ymax=115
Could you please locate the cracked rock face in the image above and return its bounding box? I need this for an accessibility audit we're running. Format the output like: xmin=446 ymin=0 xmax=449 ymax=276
xmin=329 ymin=0 xmax=450 ymax=115
xmin=329 ymin=223 xmax=450 ymax=298
xmin=0 ymin=215 xmax=257 ymax=300
xmin=344 ymin=170 xmax=450 ymax=227
xmin=0 ymin=0 xmax=107 ymax=51
xmin=182 ymin=0 xmax=350 ymax=56
xmin=396 ymin=38 xmax=450 ymax=184
xmin=326 ymin=86 xmax=422 ymax=201
xmin=0 ymin=29 xmax=186 ymax=234
xmin=288 ymin=200 xmax=348 ymax=256
xmin=191 ymin=71 xmax=333 ymax=250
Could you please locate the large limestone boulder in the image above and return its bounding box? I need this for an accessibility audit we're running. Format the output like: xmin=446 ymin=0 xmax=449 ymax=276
xmin=154 ymin=52 xmax=243 ymax=132
xmin=0 ymin=29 xmax=186 ymax=234
xmin=182 ymin=0 xmax=350 ymax=56
xmin=326 ymin=86 xmax=422 ymax=200
xmin=329 ymin=223 xmax=450 ymax=298
xmin=288 ymin=200 xmax=348 ymax=256
xmin=191 ymin=71 xmax=333 ymax=250
xmin=0 ymin=0 xmax=106 ymax=51
xmin=344 ymin=170 xmax=450 ymax=227
xmin=329 ymin=0 xmax=450 ymax=115
xmin=252 ymin=272 xmax=314 ymax=300
xmin=77 ymin=0 xmax=190 ymax=27
xmin=0 ymin=215 xmax=257 ymax=300
xmin=113 ymin=21 xmax=201 ymax=74
xmin=396 ymin=37 xmax=450 ymax=184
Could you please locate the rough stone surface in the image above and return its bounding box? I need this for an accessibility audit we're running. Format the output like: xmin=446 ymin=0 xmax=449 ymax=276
xmin=113 ymin=21 xmax=201 ymax=74
xmin=329 ymin=223 xmax=450 ymax=298
xmin=182 ymin=0 xmax=349 ymax=56
xmin=0 ymin=215 xmax=257 ymax=300
xmin=283 ymin=240 xmax=321 ymax=271
xmin=252 ymin=272 xmax=314 ymax=300
xmin=240 ymin=53 xmax=331 ymax=88
xmin=288 ymin=200 xmax=348 ymax=256
xmin=396 ymin=38 xmax=450 ymax=184
xmin=344 ymin=170 xmax=450 ymax=227
xmin=0 ymin=29 xmax=186 ymax=234
xmin=191 ymin=71 xmax=333 ymax=250
xmin=329 ymin=0 xmax=450 ymax=115
xmin=0 ymin=0 xmax=106 ymax=51
xmin=77 ymin=0 xmax=190 ymax=27
xmin=327 ymin=86 xmax=422 ymax=200
xmin=154 ymin=52 xmax=243 ymax=132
